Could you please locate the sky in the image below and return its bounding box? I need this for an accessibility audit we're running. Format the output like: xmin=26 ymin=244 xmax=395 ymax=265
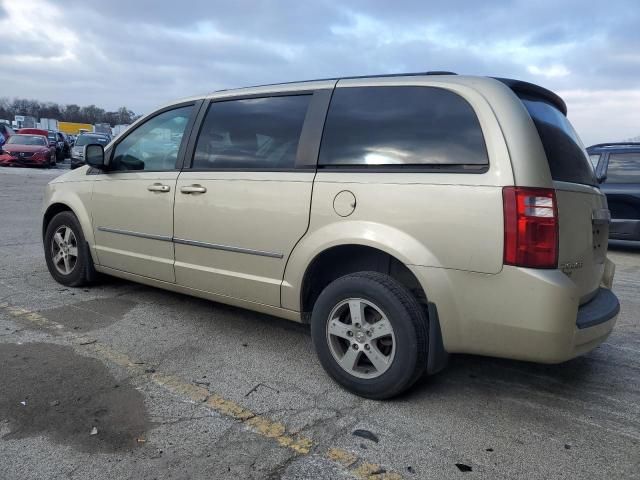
xmin=1 ymin=0 xmax=639 ymax=145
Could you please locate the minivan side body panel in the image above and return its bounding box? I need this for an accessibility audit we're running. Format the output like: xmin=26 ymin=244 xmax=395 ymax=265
xmin=283 ymin=76 xmax=520 ymax=310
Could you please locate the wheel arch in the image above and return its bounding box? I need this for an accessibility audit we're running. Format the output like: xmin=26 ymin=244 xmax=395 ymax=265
xmin=42 ymin=203 xmax=74 ymax=239
xmin=42 ymin=194 xmax=97 ymax=264
xmin=281 ymin=220 xmax=442 ymax=313
xmin=298 ymin=244 xmax=427 ymax=317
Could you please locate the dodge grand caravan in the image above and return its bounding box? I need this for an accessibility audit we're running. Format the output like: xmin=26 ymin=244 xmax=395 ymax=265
xmin=42 ymin=73 xmax=620 ymax=399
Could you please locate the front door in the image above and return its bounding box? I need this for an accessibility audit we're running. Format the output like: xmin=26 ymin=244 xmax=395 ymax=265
xmin=173 ymin=93 xmax=322 ymax=306
xmin=91 ymin=104 xmax=197 ymax=282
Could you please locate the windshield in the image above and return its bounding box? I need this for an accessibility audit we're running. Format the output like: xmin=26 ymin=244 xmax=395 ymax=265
xmin=75 ymin=135 xmax=109 ymax=146
xmin=521 ymin=96 xmax=597 ymax=186
xmin=7 ymin=135 xmax=46 ymax=146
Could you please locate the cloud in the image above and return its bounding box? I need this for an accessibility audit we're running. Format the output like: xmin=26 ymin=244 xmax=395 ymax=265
xmin=527 ymin=65 xmax=571 ymax=78
xmin=561 ymin=89 xmax=640 ymax=145
xmin=1 ymin=0 xmax=639 ymax=144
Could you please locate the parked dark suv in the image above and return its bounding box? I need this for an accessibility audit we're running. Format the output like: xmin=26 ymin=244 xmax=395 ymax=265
xmin=588 ymin=143 xmax=640 ymax=241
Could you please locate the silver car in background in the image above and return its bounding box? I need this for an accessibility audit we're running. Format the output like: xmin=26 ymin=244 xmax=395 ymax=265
xmin=70 ymin=133 xmax=111 ymax=169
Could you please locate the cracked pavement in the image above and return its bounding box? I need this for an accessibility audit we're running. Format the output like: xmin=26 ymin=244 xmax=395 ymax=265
xmin=0 ymin=168 xmax=639 ymax=479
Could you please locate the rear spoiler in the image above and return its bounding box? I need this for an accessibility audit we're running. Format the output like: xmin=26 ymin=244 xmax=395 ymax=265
xmin=494 ymin=78 xmax=567 ymax=116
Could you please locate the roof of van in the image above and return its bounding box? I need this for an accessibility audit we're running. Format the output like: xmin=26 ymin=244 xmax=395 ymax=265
xmin=208 ymin=72 xmax=568 ymax=116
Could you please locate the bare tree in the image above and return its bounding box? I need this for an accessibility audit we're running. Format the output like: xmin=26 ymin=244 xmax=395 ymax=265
xmin=0 ymin=97 xmax=139 ymax=126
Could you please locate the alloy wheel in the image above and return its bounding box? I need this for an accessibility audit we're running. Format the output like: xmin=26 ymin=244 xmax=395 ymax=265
xmin=326 ymin=298 xmax=396 ymax=379
xmin=51 ymin=225 xmax=78 ymax=275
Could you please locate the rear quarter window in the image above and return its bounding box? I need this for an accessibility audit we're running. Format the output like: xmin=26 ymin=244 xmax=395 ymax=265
xmin=318 ymin=86 xmax=488 ymax=168
xmin=521 ymin=97 xmax=596 ymax=186
xmin=606 ymin=152 xmax=640 ymax=183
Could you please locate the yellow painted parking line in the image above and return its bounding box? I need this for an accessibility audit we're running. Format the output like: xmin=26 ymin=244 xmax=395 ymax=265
xmin=0 ymin=302 xmax=64 ymax=330
xmin=352 ymin=462 xmax=403 ymax=480
xmin=327 ymin=447 xmax=358 ymax=467
xmin=327 ymin=448 xmax=403 ymax=480
xmin=0 ymin=302 xmax=404 ymax=479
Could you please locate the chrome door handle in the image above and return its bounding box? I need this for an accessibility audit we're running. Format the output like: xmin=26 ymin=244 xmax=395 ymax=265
xmin=147 ymin=183 xmax=170 ymax=193
xmin=180 ymin=185 xmax=207 ymax=194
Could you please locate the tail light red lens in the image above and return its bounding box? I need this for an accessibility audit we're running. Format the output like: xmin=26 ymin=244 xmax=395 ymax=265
xmin=503 ymin=187 xmax=558 ymax=269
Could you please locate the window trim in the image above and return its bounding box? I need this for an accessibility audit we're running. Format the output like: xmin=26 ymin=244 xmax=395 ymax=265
xmin=97 ymin=99 xmax=204 ymax=175
xmin=317 ymin=85 xmax=490 ymax=172
xmin=317 ymin=164 xmax=489 ymax=174
xmin=184 ymin=89 xmax=333 ymax=172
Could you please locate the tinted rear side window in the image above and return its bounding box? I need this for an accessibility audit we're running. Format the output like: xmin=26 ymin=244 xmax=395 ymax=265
xmin=192 ymin=95 xmax=311 ymax=170
xmin=606 ymin=152 xmax=640 ymax=183
xmin=521 ymin=97 xmax=596 ymax=186
xmin=319 ymin=86 xmax=488 ymax=168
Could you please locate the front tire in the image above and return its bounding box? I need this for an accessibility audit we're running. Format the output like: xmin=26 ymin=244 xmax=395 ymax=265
xmin=44 ymin=211 xmax=96 ymax=287
xmin=311 ymin=272 xmax=428 ymax=399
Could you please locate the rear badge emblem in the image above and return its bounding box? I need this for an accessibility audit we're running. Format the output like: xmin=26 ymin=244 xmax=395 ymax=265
xmin=560 ymin=261 xmax=583 ymax=276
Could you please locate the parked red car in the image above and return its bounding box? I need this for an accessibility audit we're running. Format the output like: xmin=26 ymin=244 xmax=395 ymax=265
xmin=0 ymin=134 xmax=56 ymax=168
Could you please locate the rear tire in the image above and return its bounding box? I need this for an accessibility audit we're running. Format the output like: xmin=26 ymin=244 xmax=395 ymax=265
xmin=311 ymin=271 xmax=428 ymax=399
xmin=44 ymin=211 xmax=96 ymax=287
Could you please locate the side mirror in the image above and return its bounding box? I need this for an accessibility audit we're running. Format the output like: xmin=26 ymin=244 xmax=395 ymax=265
xmin=596 ymin=172 xmax=607 ymax=184
xmin=84 ymin=144 xmax=106 ymax=169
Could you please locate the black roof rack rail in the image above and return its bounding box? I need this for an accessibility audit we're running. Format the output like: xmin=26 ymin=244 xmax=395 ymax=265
xmin=214 ymin=71 xmax=458 ymax=93
xmin=588 ymin=142 xmax=640 ymax=149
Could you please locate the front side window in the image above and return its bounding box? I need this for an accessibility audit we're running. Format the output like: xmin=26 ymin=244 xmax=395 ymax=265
xmin=192 ymin=95 xmax=311 ymax=170
xmin=319 ymin=86 xmax=488 ymax=167
xmin=606 ymin=152 xmax=640 ymax=183
xmin=111 ymin=106 xmax=193 ymax=171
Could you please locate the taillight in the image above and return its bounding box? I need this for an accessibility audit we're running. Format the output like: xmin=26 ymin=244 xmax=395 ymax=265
xmin=503 ymin=187 xmax=558 ymax=269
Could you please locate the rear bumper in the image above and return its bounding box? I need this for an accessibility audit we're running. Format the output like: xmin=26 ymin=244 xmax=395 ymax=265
xmin=576 ymin=288 xmax=619 ymax=329
xmin=410 ymin=260 xmax=619 ymax=364
xmin=609 ymin=218 xmax=640 ymax=241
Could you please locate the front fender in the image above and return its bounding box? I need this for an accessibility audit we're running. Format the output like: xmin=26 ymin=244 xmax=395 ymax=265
xmin=43 ymin=175 xmax=96 ymax=263
xmin=281 ymin=220 xmax=442 ymax=311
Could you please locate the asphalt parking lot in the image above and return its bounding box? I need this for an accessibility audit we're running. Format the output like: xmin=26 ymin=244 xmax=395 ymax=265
xmin=0 ymin=168 xmax=639 ymax=480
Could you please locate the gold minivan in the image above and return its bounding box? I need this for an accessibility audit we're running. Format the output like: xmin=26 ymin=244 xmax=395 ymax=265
xmin=42 ymin=73 xmax=620 ymax=399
